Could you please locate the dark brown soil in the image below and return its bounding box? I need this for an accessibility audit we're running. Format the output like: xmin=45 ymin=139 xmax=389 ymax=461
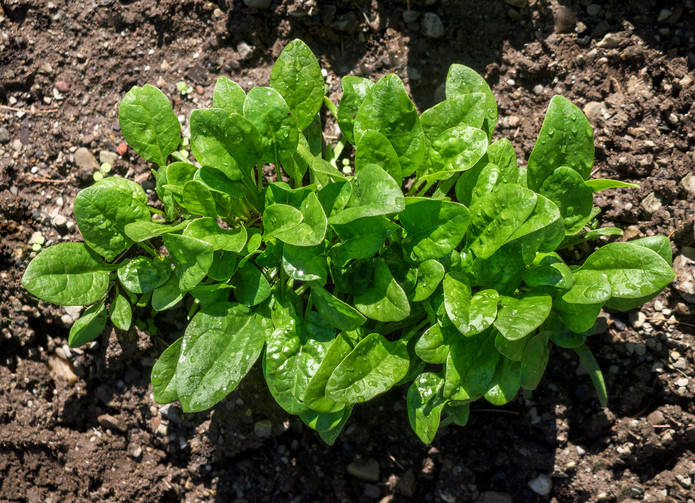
xmin=1 ymin=0 xmax=694 ymax=502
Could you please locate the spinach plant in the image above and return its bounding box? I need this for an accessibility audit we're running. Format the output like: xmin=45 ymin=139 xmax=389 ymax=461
xmin=22 ymin=39 xmax=674 ymax=444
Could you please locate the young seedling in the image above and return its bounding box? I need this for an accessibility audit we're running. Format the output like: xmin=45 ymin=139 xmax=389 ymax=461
xmin=22 ymin=39 xmax=674 ymax=444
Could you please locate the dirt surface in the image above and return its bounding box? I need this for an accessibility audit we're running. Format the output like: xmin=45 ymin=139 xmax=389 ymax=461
xmin=1 ymin=0 xmax=695 ymax=502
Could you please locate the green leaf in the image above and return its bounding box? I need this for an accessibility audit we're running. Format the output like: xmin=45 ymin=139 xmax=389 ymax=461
xmin=444 ymin=272 xmax=499 ymax=337
xmin=555 ymin=269 xmax=611 ymax=310
xmin=466 ymin=184 xmax=537 ymax=260
xmin=117 ymin=256 xmax=171 ymax=294
xmin=580 ymin=242 xmax=675 ymax=311
xmin=411 ymin=259 xmax=445 ymax=302
xmin=574 ymin=343 xmax=608 ymax=406
xmin=124 ymin=220 xmax=188 ymax=243
xmin=423 ymin=126 xmax=488 ymax=179
xmin=421 ymin=93 xmax=486 ymax=142
xmin=234 ymin=261 xmax=271 ymax=306
xmin=354 ymin=74 xmax=426 ymax=177
xmin=196 ymin=166 xmax=245 ymax=199
xmin=407 ymin=372 xmax=448 ymax=444
xmin=68 ymin=300 xmax=107 ymax=347
xmin=444 ymin=330 xmax=499 ymax=399
xmin=337 ymin=76 xmax=373 ymax=144
xmin=558 ymin=226 xmax=624 ymax=250
xmin=189 ymin=283 xmax=232 ymax=307
xmin=207 ymin=250 xmax=238 ymax=282
xmin=508 ymin=193 xmax=564 ymax=256
xmin=264 ymin=316 xmax=334 ymax=414
xmin=162 ymin=234 xmax=215 ymax=291
xmin=177 ymin=303 xmax=266 ymax=412
xmin=310 ymin=285 xmax=366 ymax=331
xmin=484 ymin=357 xmax=521 ymax=406
xmin=445 ymin=64 xmax=497 ymax=138
xmin=328 ymin=164 xmax=405 ymax=225
xmin=330 ymin=259 xmax=373 ymax=298
xmin=244 ymin=87 xmax=299 ymax=164
xmin=400 ymin=198 xmax=469 ymax=263
xmin=263 ymin=204 xmax=304 ymax=239
xmin=317 ymin=179 xmax=352 ymax=217
xmin=557 ymin=303 xmax=602 ymax=334
xmin=283 ymin=244 xmax=327 ymax=283
xmin=269 ymin=39 xmax=324 ymax=130
xmin=166 ymin=161 xmax=198 ymax=187
xmin=74 ymin=180 xmax=151 ymax=261
xmin=109 ymin=289 xmax=132 ymax=331
xmin=539 ymin=167 xmax=594 ymax=234
xmin=212 ymin=76 xmax=246 ymax=115
xmin=469 ymin=241 xmax=526 ymax=295
xmin=151 ymin=274 xmax=184 ymax=311
xmin=184 ymin=217 xmax=247 ymax=253
xmin=415 ymin=323 xmax=457 ymax=364
xmin=519 ymin=331 xmax=550 ymax=390
xmin=326 ymin=332 xmax=410 ymax=403
xmin=266 ymin=193 xmax=327 ymax=247
xmin=494 ymin=293 xmax=552 ymax=341
xmin=527 ymin=95 xmax=594 ymax=191
xmin=22 ymin=243 xmax=110 ymax=306
xmin=630 ymin=235 xmax=673 ymax=265
xmin=585 ymin=179 xmax=639 ymax=192
xmin=545 ymin=312 xmax=591 ymax=348
xmin=354 ymin=260 xmax=410 ymax=322
xmin=151 ymin=337 xmax=183 ymax=404
xmin=299 ymin=407 xmax=350 ymax=432
xmin=330 ymin=217 xmax=397 ymax=267
xmin=523 ymin=252 xmax=574 ymax=293
xmin=180 ymin=180 xmax=218 ymax=217
xmin=118 ymin=84 xmax=181 ymax=166
xmin=317 ymin=406 xmax=353 ymax=445
xmin=355 ymin=129 xmax=402 ymax=186
xmin=494 ymin=331 xmax=529 ymax=362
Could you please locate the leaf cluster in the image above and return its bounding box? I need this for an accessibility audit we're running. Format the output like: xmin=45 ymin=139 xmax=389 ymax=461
xmin=22 ymin=40 xmax=674 ymax=444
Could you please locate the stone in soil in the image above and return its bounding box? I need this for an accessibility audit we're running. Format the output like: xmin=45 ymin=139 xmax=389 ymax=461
xmin=504 ymin=0 xmax=528 ymax=7
xmin=0 ymin=126 xmax=10 ymax=144
xmin=99 ymin=150 xmax=118 ymax=165
xmin=254 ymin=419 xmax=272 ymax=438
xmin=597 ymin=32 xmax=621 ymax=48
xmin=421 ymin=12 xmax=445 ymax=38
xmin=528 ymin=474 xmax=552 ymax=495
xmin=243 ymin=0 xmax=271 ymax=7
xmin=98 ymin=414 xmax=127 ymax=433
xmin=583 ymin=101 xmax=606 ymax=123
xmin=74 ymin=147 xmax=100 ymax=171
xmin=672 ymin=249 xmax=695 ymax=303
xmin=116 ymin=141 xmax=128 ymax=156
xmin=640 ymin=192 xmax=662 ymax=216
xmin=402 ymin=9 xmax=420 ymax=23
xmin=55 ymin=80 xmax=69 ymax=93
xmin=347 ymin=457 xmax=380 ymax=482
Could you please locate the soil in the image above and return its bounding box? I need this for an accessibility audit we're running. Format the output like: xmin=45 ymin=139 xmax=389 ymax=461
xmin=1 ymin=0 xmax=694 ymax=502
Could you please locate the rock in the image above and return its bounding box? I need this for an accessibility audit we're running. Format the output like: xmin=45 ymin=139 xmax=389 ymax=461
xmin=640 ymin=192 xmax=662 ymax=216
xmin=52 ymin=214 xmax=67 ymax=228
xmin=98 ymin=413 xmax=127 ymax=433
xmin=508 ymin=115 xmax=520 ymax=127
xmin=407 ymin=66 xmax=422 ymax=81
xmin=237 ymin=41 xmax=255 ymax=60
xmin=402 ymin=9 xmax=420 ymax=23
xmin=679 ymin=173 xmax=695 ymax=195
xmin=504 ymin=0 xmax=528 ymax=7
xmin=532 ymin=84 xmax=544 ymax=95
xmin=554 ymin=6 xmax=576 ymax=33
xmin=647 ymin=409 xmax=665 ymax=425
xmin=74 ymin=147 xmax=100 ymax=171
xmin=586 ymin=4 xmax=601 ymax=16
xmin=477 ymin=491 xmax=513 ymax=503
xmin=597 ymin=33 xmax=621 ymax=49
xmin=99 ymin=150 xmax=118 ymax=166
xmin=129 ymin=444 xmax=143 ymax=459
xmin=623 ymin=225 xmax=642 ymax=240
xmin=12 ymin=138 xmax=22 ymax=151
xmin=629 ymin=311 xmax=646 ymax=328
xmin=48 ymin=355 xmax=78 ymax=386
xmin=657 ymin=9 xmax=671 ymax=22
xmin=676 ymin=377 xmax=689 ymax=387
xmin=421 ymin=13 xmax=445 ymax=39
xmin=396 ymin=468 xmax=416 ymax=497
xmin=583 ymin=101 xmax=606 ymax=123
xmin=364 ymin=484 xmax=381 ymax=499
xmin=253 ymin=419 xmax=272 ymax=438
xmin=347 ymin=457 xmax=380 ymax=482
xmin=55 ymin=80 xmax=69 ymax=93
xmin=243 ymin=0 xmax=271 ymax=7
xmin=0 ymin=126 xmax=10 ymax=144
xmin=528 ymin=474 xmax=553 ymax=496
xmin=116 ymin=141 xmax=128 ymax=156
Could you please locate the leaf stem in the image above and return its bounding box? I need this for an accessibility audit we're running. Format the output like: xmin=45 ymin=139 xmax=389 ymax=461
xmin=323 ymin=96 xmax=339 ymax=122
xmin=138 ymin=241 xmax=158 ymax=258
xmin=148 ymin=206 xmax=166 ymax=217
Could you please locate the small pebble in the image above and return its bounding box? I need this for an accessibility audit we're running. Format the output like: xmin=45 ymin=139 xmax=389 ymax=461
xmin=532 ymin=84 xmax=544 ymax=95
xmin=597 ymin=33 xmax=621 ymax=49
xmin=254 ymin=419 xmax=272 ymax=438
xmin=55 ymin=80 xmax=69 ymax=93
xmin=420 ymin=12 xmax=445 ymax=38
xmin=528 ymin=474 xmax=552 ymax=496
xmin=402 ymin=9 xmax=420 ymax=23
xmin=243 ymin=0 xmax=271 ymax=7
xmin=347 ymin=457 xmax=380 ymax=482
xmin=0 ymin=126 xmax=10 ymax=144
xmin=116 ymin=142 xmax=128 ymax=156
xmin=98 ymin=414 xmax=127 ymax=433
xmin=586 ymin=4 xmax=601 ymax=16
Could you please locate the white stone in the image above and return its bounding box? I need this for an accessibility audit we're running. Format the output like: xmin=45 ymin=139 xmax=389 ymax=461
xmin=528 ymin=474 xmax=553 ymax=496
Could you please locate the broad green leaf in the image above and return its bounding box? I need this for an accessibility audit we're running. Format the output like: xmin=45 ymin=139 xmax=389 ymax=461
xmin=468 ymin=163 xmax=503 ymax=206
xmin=256 ymin=239 xmax=283 ymax=269
xmin=424 ymin=126 xmax=488 ymax=179
xmin=283 ymin=244 xmax=327 ymax=283
xmin=189 ymin=283 xmax=232 ymax=307
xmin=118 ymin=84 xmax=181 ymax=166
xmin=574 ymin=343 xmax=607 ymax=406
xmin=190 ymin=109 xmax=262 ymax=178
xmin=630 ymin=235 xmax=673 ymax=265
xmin=484 ymin=357 xmax=521 ymax=406
xmin=580 ymin=242 xmax=675 ymax=311
xmin=442 ymin=403 xmax=470 ymax=427
xmin=124 ymin=220 xmax=188 ymax=243
xmin=317 ymin=179 xmax=352 ymax=217
xmin=270 ymin=193 xmax=327 ymax=247
xmin=523 ymin=252 xmax=574 ymax=293
xmin=354 ymin=74 xmax=426 ymax=177
xmin=494 ymin=331 xmax=529 ymax=362
xmin=545 ymin=312 xmax=591 ymax=348
xmin=151 ymin=274 xmax=184 ymax=311
xmin=400 ymin=198 xmax=469 ymax=262
xmin=444 ymin=272 xmax=495 ymax=337
xmin=305 ymin=331 xmax=362 ymax=413
xmin=263 ymin=316 xmax=334 ymax=414
xmin=311 ymin=286 xmax=366 ymax=331
xmin=328 ymin=164 xmax=405 ymax=225
xmin=421 ymin=93 xmax=486 ymax=142
xmin=355 ymin=130 xmax=402 ymax=185
xmin=162 ymin=234 xmax=214 ymax=291
xmin=317 ymin=406 xmax=353 ymax=445
xmin=109 ymin=289 xmax=132 ymax=331
xmin=330 ymin=259 xmax=373 ymax=298
xmin=337 ymin=76 xmax=374 ymax=144
xmin=326 ymin=332 xmax=410 ymax=403
xmin=212 ymin=76 xmax=245 ymax=114
xmin=207 ymin=250 xmax=237 ymax=282
xmin=527 ymin=95 xmax=594 ymax=191
xmin=21 ymin=243 xmax=110 ymax=306
xmin=118 ymin=257 xmax=171 ymax=294
xmin=466 ymin=184 xmax=537 ymax=259
xmin=407 ymin=372 xmax=448 ymax=444
xmin=443 ymin=330 xmax=499 ymax=399
xmin=68 ymin=300 xmax=107 ymax=347
xmin=556 ymin=269 xmax=611 ymax=310
xmin=263 ymin=204 xmax=304 ymax=239
xmin=95 ymin=177 xmax=148 ymax=203
xmin=494 ymin=294 xmax=552 ymax=341
xmin=508 ymin=193 xmax=564 ymax=254
xmin=244 ymin=86 xmax=299 ymax=164
xmin=559 ymin=226 xmax=624 ymax=250
xmin=177 ymin=303 xmax=266 ymax=412
xmin=585 ymin=179 xmax=639 ymax=192
xmin=454 ymin=138 xmax=519 ymax=206
xmin=184 ymin=217 xmax=247 ymax=253
xmin=557 ymin=303 xmax=602 ymax=334
xmin=354 ymin=260 xmax=410 ymax=322
xmin=269 ymin=39 xmax=324 ymax=130
xmin=234 ymin=261 xmax=271 ymax=306
xmin=330 ymin=217 xmax=397 ymax=267
xmin=74 ymin=181 xmax=151 ymax=261
xmin=415 ymin=323 xmax=457 ymax=364
xmin=411 ymin=259 xmax=446 ymax=302
xmin=181 ymin=180 xmax=217 ymax=217
xmin=151 ymin=337 xmax=183 ymax=404
xmin=539 ymin=167 xmax=593 ymax=234
xmin=520 ymin=331 xmax=550 ymax=390
xmin=469 ymin=241 xmax=525 ymax=295
xmin=445 ymin=64 xmax=497 ymax=138
xmin=196 ymin=166 xmax=244 ymax=199
xmin=299 ymin=407 xmax=350 ymax=432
